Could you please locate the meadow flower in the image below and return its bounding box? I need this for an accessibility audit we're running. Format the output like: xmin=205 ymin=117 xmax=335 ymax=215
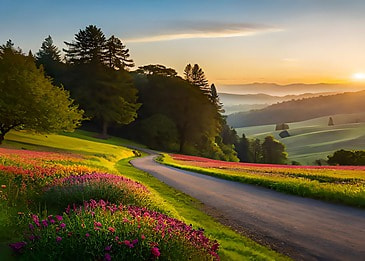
xmin=9 ymin=242 xmax=26 ymax=253
xmin=1 ymin=185 xmax=6 ymax=188
xmin=151 ymin=247 xmax=160 ymax=257
xmin=104 ymin=253 xmax=111 ymax=261
xmin=55 ymin=215 xmax=63 ymax=221
xmin=141 ymin=234 xmax=146 ymax=240
xmin=105 ymin=245 xmax=112 ymax=251
xmin=85 ymin=233 xmax=90 ymax=237
xmin=108 ymin=227 xmax=115 ymax=233
xmin=42 ymin=220 xmax=48 ymax=227
xmin=56 ymin=236 xmax=62 ymax=242
xmin=29 ymin=224 xmax=34 ymax=230
xmin=60 ymin=223 xmax=66 ymax=229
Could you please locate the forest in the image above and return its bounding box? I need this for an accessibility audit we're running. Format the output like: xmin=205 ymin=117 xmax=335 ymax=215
xmin=0 ymin=25 xmax=289 ymax=164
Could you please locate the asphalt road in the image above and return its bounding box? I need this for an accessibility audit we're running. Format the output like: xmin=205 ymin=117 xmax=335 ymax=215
xmin=130 ymin=155 xmax=365 ymax=261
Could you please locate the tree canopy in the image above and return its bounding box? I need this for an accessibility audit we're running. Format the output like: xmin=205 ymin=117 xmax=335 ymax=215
xmin=0 ymin=42 xmax=83 ymax=143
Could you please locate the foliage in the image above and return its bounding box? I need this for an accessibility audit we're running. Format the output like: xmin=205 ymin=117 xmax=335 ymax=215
xmin=327 ymin=149 xmax=365 ymax=166
xmin=136 ymin=64 xmax=178 ymax=77
xmin=262 ymin=136 xmax=288 ymax=164
xmin=12 ymin=200 xmax=219 ymax=260
xmin=184 ymin=64 xmax=210 ymax=95
xmin=162 ymin=154 xmax=365 ymax=207
xmin=0 ymin=43 xmax=83 ymax=144
xmin=105 ymin=35 xmax=134 ymax=70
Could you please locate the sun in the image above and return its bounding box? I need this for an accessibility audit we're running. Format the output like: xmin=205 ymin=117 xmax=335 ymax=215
xmin=352 ymin=72 xmax=365 ymax=81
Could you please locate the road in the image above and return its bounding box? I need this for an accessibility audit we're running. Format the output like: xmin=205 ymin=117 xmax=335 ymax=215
xmin=131 ymin=155 xmax=365 ymax=261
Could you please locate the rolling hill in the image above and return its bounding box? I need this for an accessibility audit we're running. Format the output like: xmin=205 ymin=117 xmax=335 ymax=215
xmin=227 ymin=90 xmax=365 ymax=128
xmin=235 ymin=113 xmax=365 ymax=164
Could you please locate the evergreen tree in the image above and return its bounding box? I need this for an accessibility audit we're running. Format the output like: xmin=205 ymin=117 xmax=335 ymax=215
xmin=136 ymin=64 xmax=177 ymax=77
xmin=64 ymin=25 xmax=106 ymax=64
xmin=251 ymin=138 xmax=263 ymax=163
xmin=236 ymin=134 xmax=251 ymax=162
xmin=36 ymin=35 xmax=61 ymax=63
xmin=210 ymin=83 xmax=224 ymax=112
xmin=105 ymin=35 xmax=134 ymax=70
xmin=184 ymin=63 xmax=210 ymax=94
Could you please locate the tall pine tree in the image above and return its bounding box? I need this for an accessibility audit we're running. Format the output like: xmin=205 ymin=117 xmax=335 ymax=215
xmin=105 ymin=35 xmax=134 ymax=70
xmin=64 ymin=25 xmax=106 ymax=64
xmin=184 ymin=63 xmax=210 ymax=95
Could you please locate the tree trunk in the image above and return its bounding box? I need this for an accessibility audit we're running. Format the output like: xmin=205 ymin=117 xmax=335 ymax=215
xmin=101 ymin=120 xmax=108 ymax=139
xmin=179 ymin=132 xmax=186 ymax=153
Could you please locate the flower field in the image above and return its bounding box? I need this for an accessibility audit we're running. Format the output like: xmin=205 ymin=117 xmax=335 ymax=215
xmin=161 ymin=154 xmax=365 ymax=207
xmin=0 ymin=148 xmax=220 ymax=260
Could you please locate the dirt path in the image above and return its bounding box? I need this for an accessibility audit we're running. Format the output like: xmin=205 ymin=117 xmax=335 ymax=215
xmin=131 ymin=155 xmax=365 ymax=261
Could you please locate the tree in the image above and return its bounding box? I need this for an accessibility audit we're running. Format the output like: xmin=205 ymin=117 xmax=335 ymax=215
xmin=0 ymin=42 xmax=83 ymax=144
xmin=69 ymin=64 xmax=140 ymax=137
xmin=327 ymin=149 xmax=365 ymax=165
xmin=184 ymin=64 xmax=210 ymax=94
xmin=36 ymin=35 xmax=61 ymax=63
xmin=210 ymin=83 xmax=224 ymax=112
xmin=250 ymin=138 xmax=263 ymax=163
xmin=328 ymin=117 xmax=334 ymax=126
xmin=105 ymin=35 xmax=134 ymax=70
xmin=262 ymin=136 xmax=288 ymax=164
xmin=36 ymin=35 xmax=65 ymax=84
xmin=235 ymin=134 xmax=251 ymax=162
xmin=136 ymin=64 xmax=177 ymax=77
xmin=64 ymin=25 xmax=106 ymax=64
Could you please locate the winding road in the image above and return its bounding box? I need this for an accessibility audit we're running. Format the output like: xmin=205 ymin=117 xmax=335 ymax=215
xmin=131 ymin=155 xmax=365 ymax=261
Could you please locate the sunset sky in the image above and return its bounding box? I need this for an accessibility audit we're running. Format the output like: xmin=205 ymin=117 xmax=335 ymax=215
xmin=1 ymin=0 xmax=365 ymax=85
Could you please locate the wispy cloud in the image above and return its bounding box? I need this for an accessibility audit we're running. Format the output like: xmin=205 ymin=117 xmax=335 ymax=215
xmin=125 ymin=22 xmax=283 ymax=43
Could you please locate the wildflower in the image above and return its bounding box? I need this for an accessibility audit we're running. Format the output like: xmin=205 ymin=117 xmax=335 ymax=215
xmin=56 ymin=236 xmax=62 ymax=242
xmin=68 ymin=232 xmax=73 ymax=237
xmin=50 ymin=219 xmax=55 ymax=224
xmin=108 ymin=227 xmax=115 ymax=233
xmin=94 ymin=221 xmax=102 ymax=227
xmin=115 ymin=236 xmax=119 ymax=241
xmin=41 ymin=220 xmax=48 ymax=227
xmin=1 ymin=185 xmax=6 ymax=189
xmin=132 ymin=239 xmax=138 ymax=245
xmin=9 ymin=242 xmax=26 ymax=253
xmin=60 ymin=223 xmax=66 ymax=229
xmin=141 ymin=234 xmax=146 ymax=240
xmin=124 ymin=240 xmax=130 ymax=246
xmin=104 ymin=253 xmax=111 ymax=261
xmin=105 ymin=245 xmax=112 ymax=251
xmin=29 ymin=224 xmax=34 ymax=230
xmin=151 ymin=247 xmax=161 ymax=258
xmin=85 ymin=233 xmax=90 ymax=238
xmin=55 ymin=215 xmax=63 ymax=221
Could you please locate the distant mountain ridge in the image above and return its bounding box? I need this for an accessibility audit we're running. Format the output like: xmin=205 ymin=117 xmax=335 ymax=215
xmin=227 ymin=90 xmax=365 ymax=128
xmin=218 ymin=83 xmax=365 ymax=96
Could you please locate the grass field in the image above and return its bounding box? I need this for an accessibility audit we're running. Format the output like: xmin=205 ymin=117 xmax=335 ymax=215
xmin=235 ymin=112 xmax=365 ymax=165
xmin=161 ymin=154 xmax=365 ymax=208
xmin=0 ymin=130 xmax=287 ymax=260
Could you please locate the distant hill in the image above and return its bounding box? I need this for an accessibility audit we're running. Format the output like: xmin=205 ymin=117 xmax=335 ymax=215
xmin=217 ymin=83 xmax=365 ymax=96
xmin=227 ymin=91 xmax=365 ymax=128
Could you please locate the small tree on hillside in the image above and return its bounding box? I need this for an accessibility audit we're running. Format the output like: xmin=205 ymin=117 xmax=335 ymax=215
xmin=328 ymin=117 xmax=334 ymax=126
xmin=0 ymin=42 xmax=84 ymax=144
xmin=262 ymin=136 xmax=288 ymax=164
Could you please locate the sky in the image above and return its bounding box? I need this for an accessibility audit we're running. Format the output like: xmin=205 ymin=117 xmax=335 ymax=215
xmin=1 ymin=0 xmax=365 ymax=86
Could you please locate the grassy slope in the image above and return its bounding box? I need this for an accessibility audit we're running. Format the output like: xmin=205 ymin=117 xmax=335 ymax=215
xmin=2 ymin=130 xmax=287 ymax=261
xmin=235 ymin=112 xmax=365 ymax=165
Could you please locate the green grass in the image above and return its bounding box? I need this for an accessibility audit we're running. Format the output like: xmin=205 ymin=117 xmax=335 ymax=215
xmin=235 ymin=112 xmax=365 ymax=165
xmin=1 ymin=130 xmax=288 ymax=260
xmin=115 ymin=158 xmax=288 ymax=260
xmin=161 ymin=154 xmax=365 ymax=208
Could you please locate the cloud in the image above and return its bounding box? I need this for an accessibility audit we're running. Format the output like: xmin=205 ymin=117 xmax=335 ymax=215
xmin=125 ymin=22 xmax=283 ymax=43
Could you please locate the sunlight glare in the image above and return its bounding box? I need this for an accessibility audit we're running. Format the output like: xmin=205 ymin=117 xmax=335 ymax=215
xmin=352 ymin=72 xmax=365 ymax=81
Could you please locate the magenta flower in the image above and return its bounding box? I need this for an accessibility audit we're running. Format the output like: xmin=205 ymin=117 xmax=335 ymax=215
xmin=104 ymin=253 xmax=111 ymax=261
xmin=41 ymin=220 xmax=48 ymax=227
xmin=132 ymin=239 xmax=138 ymax=245
xmin=105 ymin=245 xmax=112 ymax=251
xmin=60 ymin=223 xmax=66 ymax=229
xmin=151 ymin=247 xmax=160 ymax=257
xmin=9 ymin=242 xmax=26 ymax=253
xmin=55 ymin=215 xmax=63 ymax=221
xmin=50 ymin=219 xmax=55 ymax=224
xmin=85 ymin=233 xmax=90 ymax=238
xmin=29 ymin=223 xmax=34 ymax=230
xmin=56 ymin=236 xmax=62 ymax=243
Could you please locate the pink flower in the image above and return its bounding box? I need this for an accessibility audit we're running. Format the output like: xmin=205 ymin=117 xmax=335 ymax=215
xmin=141 ymin=234 xmax=146 ymax=240
xmin=132 ymin=239 xmax=138 ymax=245
xmin=105 ymin=245 xmax=112 ymax=251
xmin=56 ymin=236 xmax=62 ymax=242
xmin=85 ymin=233 xmax=90 ymax=238
xmin=94 ymin=221 xmax=102 ymax=227
xmin=55 ymin=215 xmax=63 ymax=221
xmin=9 ymin=242 xmax=26 ymax=253
xmin=29 ymin=224 xmax=34 ymax=230
xmin=41 ymin=220 xmax=48 ymax=227
xmin=60 ymin=223 xmax=66 ymax=229
xmin=108 ymin=227 xmax=115 ymax=233
xmin=151 ymin=247 xmax=160 ymax=257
